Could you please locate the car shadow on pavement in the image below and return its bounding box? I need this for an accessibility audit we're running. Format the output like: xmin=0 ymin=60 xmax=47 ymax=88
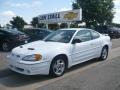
xmin=0 ymin=68 xmax=15 ymax=78
xmin=0 ymin=58 xmax=101 ymax=88
xmin=67 ymin=58 xmax=101 ymax=73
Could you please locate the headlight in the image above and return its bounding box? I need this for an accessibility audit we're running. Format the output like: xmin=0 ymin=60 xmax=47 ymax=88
xmin=22 ymin=54 xmax=42 ymax=61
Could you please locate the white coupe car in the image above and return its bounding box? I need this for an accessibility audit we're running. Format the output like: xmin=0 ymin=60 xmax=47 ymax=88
xmin=7 ymin=28 xmax=111 ymax=77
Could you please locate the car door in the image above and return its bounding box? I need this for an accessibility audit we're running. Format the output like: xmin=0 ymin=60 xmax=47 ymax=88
xmin=71 ymin=30 xmax=95 ymax=64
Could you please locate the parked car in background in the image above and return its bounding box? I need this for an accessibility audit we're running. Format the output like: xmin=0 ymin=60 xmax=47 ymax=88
xmin=7 ymin=28 xmax=111 ymax=77
xmin=95 ymin=26 xmax=120 ymax=39
xmin=0 ymin=29 xmax=29 ymax=51
xmin=24 ymin=28 xmax=52 ymax=42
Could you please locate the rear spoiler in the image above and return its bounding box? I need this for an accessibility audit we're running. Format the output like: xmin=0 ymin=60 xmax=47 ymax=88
xmin=102 ymin=34 xmax=112 ymax=40
xmin=102 ymin=34 xmax=109 ymax=36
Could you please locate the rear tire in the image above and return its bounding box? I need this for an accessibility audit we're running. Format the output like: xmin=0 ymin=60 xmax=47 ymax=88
xmin=99 ymin=46 xmax=108 ymax=60
xmin=50 ymin=57 xmax=66 ymax=77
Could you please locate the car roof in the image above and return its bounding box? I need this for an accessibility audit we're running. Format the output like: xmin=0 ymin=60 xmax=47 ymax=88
xmin=0 ymin=29 xmax=24 ymax=34
xmin=59 ymin=28 xmax=91 ymax=31
xmin=25 ymin=28 xmax=52 ymax=32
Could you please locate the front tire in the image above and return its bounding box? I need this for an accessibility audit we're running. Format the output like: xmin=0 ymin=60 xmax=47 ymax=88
xmin=99 ymin=46 xmax=108 ymax=60
xmin=50 ymin=57 xmax=66 ymax=77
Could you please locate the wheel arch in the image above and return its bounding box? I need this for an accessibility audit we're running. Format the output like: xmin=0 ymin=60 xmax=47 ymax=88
xmin=49 ymin=54 xmax=69 ymax=73
xmin=103 ymin=45 xmax=109 ymax=51
xmin=51 ymin=54 xmax=69 ymax=69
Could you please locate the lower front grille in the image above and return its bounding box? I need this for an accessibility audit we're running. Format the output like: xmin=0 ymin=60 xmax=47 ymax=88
xmin=15 ymin=67 xmax=24 ymax=72
xmin=10 ymin=65 xmax=24 ymax=72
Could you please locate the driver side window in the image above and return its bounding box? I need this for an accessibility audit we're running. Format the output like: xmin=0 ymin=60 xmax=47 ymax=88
xmin=74 ymin=30 xmax=92 ymax=42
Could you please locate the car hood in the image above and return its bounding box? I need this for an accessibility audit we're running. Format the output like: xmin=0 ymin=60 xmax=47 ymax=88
xmin=12 ymin=40 xmax=67 ymax=55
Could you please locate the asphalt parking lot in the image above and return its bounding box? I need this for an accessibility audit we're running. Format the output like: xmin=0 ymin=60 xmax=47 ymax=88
xmin=0 ymin=39 xmax=120 ymax=90
xmin=111 ymin=39 xmax=120 ymax=49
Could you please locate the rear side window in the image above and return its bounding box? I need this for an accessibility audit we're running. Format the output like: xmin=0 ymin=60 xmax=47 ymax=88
xmin=25 ymin=29 xmax=34 ymax=35
xmin=91 ymin=31 xmax=100 ymax=39
xmin=74 ymin=30 xmax=92 ymax=42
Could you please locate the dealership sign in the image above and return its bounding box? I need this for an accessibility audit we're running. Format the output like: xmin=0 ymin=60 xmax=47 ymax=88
xmin=38 ymin=9 xmax=82 ymax=24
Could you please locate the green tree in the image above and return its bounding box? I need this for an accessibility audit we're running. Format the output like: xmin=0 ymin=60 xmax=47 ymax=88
xmin=31 ymin=17 xmax=38 ymax=27
xmin=31 ymin=17 xmax=45 ymax=28
xmin=72 ymin=0 xmax=114 ymax=28
xmin=10 ymin=16 xmax=27 ymax=30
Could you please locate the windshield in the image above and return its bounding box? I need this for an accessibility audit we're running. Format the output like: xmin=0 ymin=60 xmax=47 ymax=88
xmin=44 ymin=30 xmax=76 ymax=43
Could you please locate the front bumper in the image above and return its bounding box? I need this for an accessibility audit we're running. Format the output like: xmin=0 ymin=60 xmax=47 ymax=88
xmin=7 ymin=57 xmax=50 ymax=75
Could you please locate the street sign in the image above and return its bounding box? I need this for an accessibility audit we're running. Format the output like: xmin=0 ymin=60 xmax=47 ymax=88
xmin=38 ymin=9 xmax=82 ymax=24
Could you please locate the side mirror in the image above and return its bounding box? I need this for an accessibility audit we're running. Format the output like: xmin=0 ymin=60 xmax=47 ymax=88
xmin=72 ymin=39 xmax=82 ymax=44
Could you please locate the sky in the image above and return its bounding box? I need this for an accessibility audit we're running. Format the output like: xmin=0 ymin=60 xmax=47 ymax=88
xmin=0 ymin=0 xmax=120 ymax=26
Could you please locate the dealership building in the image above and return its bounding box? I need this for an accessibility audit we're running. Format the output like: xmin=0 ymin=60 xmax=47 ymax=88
xmin=38 ymin=9 xmax=82 ymax=29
